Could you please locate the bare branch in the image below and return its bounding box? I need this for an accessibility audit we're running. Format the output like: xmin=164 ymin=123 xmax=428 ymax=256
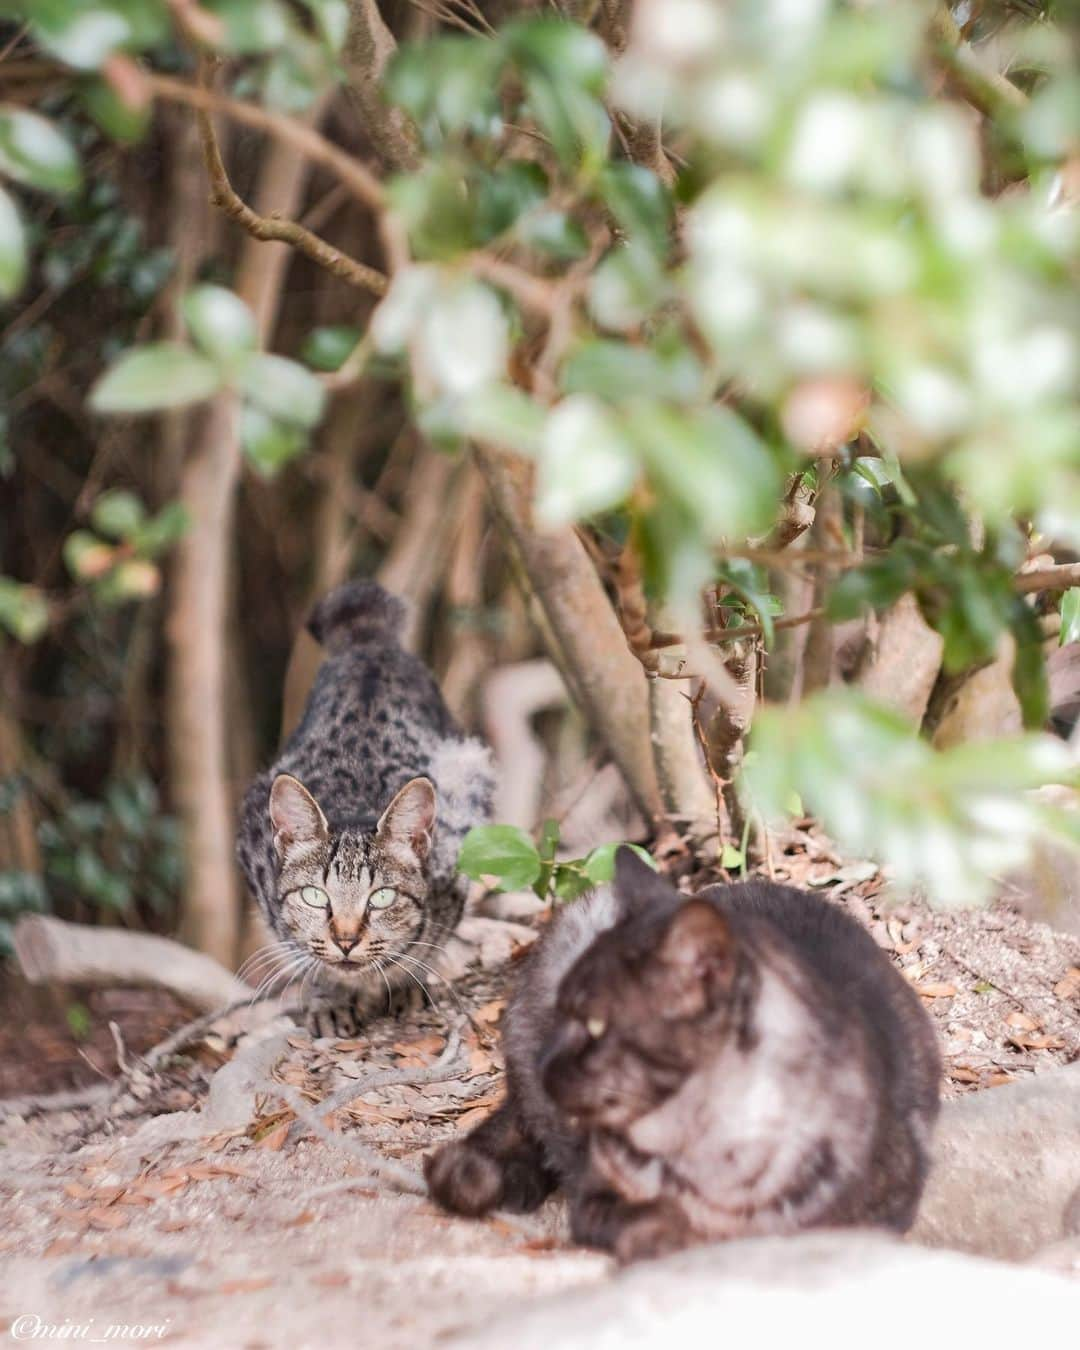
xmin=144 ymin=71 xmax=387 ymax=212
xmin=196 ymin=99 xmax=388 ymax=296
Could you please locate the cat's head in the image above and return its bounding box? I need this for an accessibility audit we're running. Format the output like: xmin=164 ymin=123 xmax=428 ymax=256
xmin=267 ymin=772 xmax=437 ymax=987
xmin=541 ymin=848 xmax=739 ymax=1131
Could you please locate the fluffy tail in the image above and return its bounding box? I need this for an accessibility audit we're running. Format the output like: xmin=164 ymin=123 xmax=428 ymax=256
xmin=306 ymin=580 xmax=407 ymax=653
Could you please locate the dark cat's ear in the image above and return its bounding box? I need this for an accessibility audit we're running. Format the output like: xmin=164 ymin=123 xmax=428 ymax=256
xmin=613 ymin=845 xmax=672 ymax=917
xmin=657 ymin=900 xmax=733 ymax=1008
xmin=269 ymin=775 xmax=329 ymax=858
xmin=377 ymin=776 xmax=437 ymax=862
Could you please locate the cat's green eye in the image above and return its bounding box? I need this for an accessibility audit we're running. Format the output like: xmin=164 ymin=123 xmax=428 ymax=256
xmin=300 ymin=885 xmax=328 ymax=908
xmin=368 ymin=887 xmax=397 ymax=910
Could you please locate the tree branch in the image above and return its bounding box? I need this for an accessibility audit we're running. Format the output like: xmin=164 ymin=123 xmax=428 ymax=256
xmin=196 ymin=101 xmax=388 ymax=296
xmin=144 ymin=71 xmax=387 ymax=212
xmin=1015 ymin=563 xmax=1080 ymax=594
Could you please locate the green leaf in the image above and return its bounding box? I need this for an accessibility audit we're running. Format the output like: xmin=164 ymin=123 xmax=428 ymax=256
xmin=0 ymin=578 xmax=48 ymax=643
xmin=537 ymin=395 xmax=637 ymax=525
xmin=131 ymin=502 xmax=191 ymax=556
xmin=301 ymin=325 xmax=362 ymax=373
xmin=720 ymin=844 xmax=744 ymax=870
xmin=535 ymin=817 xmax=561 ymax=898
xmin=1061 ymin=589 xmax=1080 ymax=647
xmin=91 ymin=489 xmax=145 ymax=539
xmin=459 ymin=385 xmax=547 ymax=457
xmin=0 ymin=109 xmax=81 ymax=194
xmin=518 ymin=210 xmax=589 ymax=261
xmin=826 ymin=556 xmax=914 ymax=621
xmin=598 ymin=163 xmax=672 ymax=256
xmin=506 ymin=17 xmax=607 ymax=95
xmin=81 ymin=76 xmax=152 ymax=142
xmin=581 ymin=842 xmax=656 ymax=884
xmin=203 ymin=0 xmax=290 ymax=52
xmin=385 ymin=37 xmax=503 ymax=136
xmin=238 ymin=353 xmax=326 ymax=428
xmin=457 ymin=824 xmax=542 ymax=891
xmin=30 ymin=5 xmax=131 ymax=69
xmin=474 ymin=162 xmax=548 ymax=243
xmin=562 ymin=338 xmax=702 ymax=404
xmin=183 ymin=285 xmax=258 ymax=365
xmin=0 ymin=185 xmax=26 ymax=300
xmin=553 ymin=864 xmax=593 ymax=902
xmin=90 ymin=344 xmax=222 ymax=413
xmin=63 ymin=530 xmax=115 ymax=580
xmin=240 ymin=404 xmax=308 ymax=477
xmin=300 ymin=0 xmax=348 ymax=52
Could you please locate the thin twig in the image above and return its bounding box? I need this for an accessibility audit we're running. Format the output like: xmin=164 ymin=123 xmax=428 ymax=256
xmin=196 ymin=101 xmax=388 ymax=296
xmin=144 ymin=71 xmax=386 ymax=212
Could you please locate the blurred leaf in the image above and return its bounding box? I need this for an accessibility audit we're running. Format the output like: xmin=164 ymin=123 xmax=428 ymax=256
xmin=240 ymin=403 xmax=308 ymax=476
xmin=459 ymin=384 xmax=547 ymax=457
xmin=63 ymin=530 xmax=115 ymax=580
xmin=0 ymin=185 xmax=26 ymax=299
xmin=300 ymin=0 xmax=348 ymax=52
xmin=203 ymin=0 xmax=290 ymax=52
xmin=183 ymin=285 xmax=258 ymax=365
xmin=552 ymin=864 xmax=593 ymax=901
xmin=131 ymin=502 xmax=190 ymax=556
xmin=588 ymin=243 xmax=667 ymax=331
xmin=91 ymin=488 xmax=145 ymax=539
xmin=458 ymin=824 xmax=542 ymax=891
xmin=65 ymin=1001 xmax=92 ymax=1040
xmin=562 ymin=337 xmax=702 ymax=404
xmin=90 ymin=343 xmax=222 ymax=413
xmin=0 ymin=578 xmax=48 ymax=643
xmin=301 ymin=325 xmax=361 ymax=372
xmin=598 ymin=162 xmax=671 ymax=256
xmin=537 ymin=394 xmax=637 ymax=524
xmin=581 ymin=842 xmax=656 ymax=884
xmin=518 ymin=209 xmax=589 ymax=260
xmin=81 ymin=76 xmax=151 ymax=142
xmin=474 ymin=161 xmax=548 ymax=242
xmin=0 ymin=109 xmax=81 ymax=194
xmin=1061 ymin=589 xmax=1080 ymax=647
xmin=239 ymin=352 xmax=326 ymax=427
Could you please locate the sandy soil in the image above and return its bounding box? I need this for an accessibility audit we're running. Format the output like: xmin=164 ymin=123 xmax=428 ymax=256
xmin=2 ymin=847 xmax=1078 ymax=1348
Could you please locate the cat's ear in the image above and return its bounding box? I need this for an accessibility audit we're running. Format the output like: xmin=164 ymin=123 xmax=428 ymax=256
xmin=657 ymin=900 xmax=733 ymax=1008
xmin=269 ymin=774 xmax=329 ymax=858
xmin=613 ymin=845 xmax=671 ymax=917
xmin=377 ymin=777 xmax=437 ymax=863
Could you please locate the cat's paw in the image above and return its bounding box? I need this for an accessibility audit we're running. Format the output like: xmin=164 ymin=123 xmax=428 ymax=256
xmin=425 ymin=1141 xmax=504 ymax=1217
xmin=612 ymin=1202 xmax=692 ymax=1264
xmin=304 ymin=998 xmax=365 ymax=1039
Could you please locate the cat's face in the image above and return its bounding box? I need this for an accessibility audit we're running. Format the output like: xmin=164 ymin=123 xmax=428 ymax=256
xmin=542 ymin=852 xmax=737 ymax=1132
xmin=268 ymin=773 xmax=437 ymax=989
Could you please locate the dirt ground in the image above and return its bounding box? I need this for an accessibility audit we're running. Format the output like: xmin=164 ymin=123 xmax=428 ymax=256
xmin=2 ymin=840 xmax=1079 ymax=1347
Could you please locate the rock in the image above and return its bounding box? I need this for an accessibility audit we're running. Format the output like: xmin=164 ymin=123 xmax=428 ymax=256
xmin=913 ymin=1061 xmax=1080 ymax=1260
xmin=475 ymin=889 xmax=548 ymax=923
xmin=998 ymin=785 xmax=1080 ymax=937
xmin=450 ymin=1231 xmax=1080 ymax=1349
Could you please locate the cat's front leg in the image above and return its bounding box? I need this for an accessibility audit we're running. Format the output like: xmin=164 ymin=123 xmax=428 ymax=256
xmin=425 ymin=1096 xmax=557 ymax=1217
xmin=304 ymin=981 xmax=414 ymax=1038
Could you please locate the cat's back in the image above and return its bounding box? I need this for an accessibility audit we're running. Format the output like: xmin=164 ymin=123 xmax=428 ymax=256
xmin=707 ymin=880 xmax=941 ymax=1119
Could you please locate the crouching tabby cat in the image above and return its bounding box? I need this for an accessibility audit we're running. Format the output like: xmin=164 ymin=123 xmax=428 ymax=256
xmin=426 ymin=848 xmax=941 ymax=1262
xmin=237 ymin=580 xmax=493 ymax=1036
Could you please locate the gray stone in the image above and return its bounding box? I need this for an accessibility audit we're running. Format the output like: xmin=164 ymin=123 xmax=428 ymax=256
xmin=451 ymin=1231 xmax=1080 ymax=1350
xmin=913 ymin=1060 xmax=1080 ymax=1260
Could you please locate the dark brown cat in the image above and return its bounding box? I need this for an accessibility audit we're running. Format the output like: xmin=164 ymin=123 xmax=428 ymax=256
xmin=426 ymin=848 xmax=941 ymax=1262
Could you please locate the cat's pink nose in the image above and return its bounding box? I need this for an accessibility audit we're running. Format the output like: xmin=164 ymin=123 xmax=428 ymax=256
xmin=334 ymin=935 xmax=359 ymax=956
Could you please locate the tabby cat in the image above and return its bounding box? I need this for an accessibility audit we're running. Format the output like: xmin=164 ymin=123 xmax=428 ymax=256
xmin=426 ymin=848 xmax=941 ymax=1261
xmin=237 ymin=580 xmax=493 ymax=1035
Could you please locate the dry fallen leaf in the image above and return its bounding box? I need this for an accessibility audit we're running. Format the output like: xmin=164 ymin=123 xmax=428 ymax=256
xmin=948 ymin=1066 xmax=980 ymax=1084
xmin=310 ymin=1270 xmax=351 ymax=1288
xmin=87 ymin=1207 xmax=128 ymax=1231
xmin=43 ymin=1236 xmax=80 ymax=1258
xmin=256 ymin=1121 xmax=290 ymax=1152
xmin=916 ymin=982 xmax=958 ymax=999
xmin=473 ymin=999 xmax=506 ymax=1026
xmin=220 ymin=1278 xmax=273 ymax=1295
xmin=1005 ymin=1010 xmax=1040 ymax=1031
xmin=1008 ymin=1032 xmax=1065 ymax=1051
xmin=1054 ymin=967 xmax=1080 ymax=1000
xmin=455 ymin=1105 xmax=495 ymax=1132
xmin=986 ymin=1072 xmax=1017 ymax=1088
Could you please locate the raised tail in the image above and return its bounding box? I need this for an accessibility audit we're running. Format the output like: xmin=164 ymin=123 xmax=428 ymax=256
xmin=306 ymin=580 xmax=407 ymax=653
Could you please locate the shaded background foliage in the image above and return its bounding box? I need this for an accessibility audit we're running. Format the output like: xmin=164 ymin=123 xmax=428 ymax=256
xmin=1 ymin=0 xmax=1079 ymax=964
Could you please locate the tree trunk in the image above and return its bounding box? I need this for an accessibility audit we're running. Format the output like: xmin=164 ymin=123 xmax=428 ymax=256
xmin=167 ymin=114 xmax=323 ymax=964
xmin=473 ymin=444 xmax=664 ymax=827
